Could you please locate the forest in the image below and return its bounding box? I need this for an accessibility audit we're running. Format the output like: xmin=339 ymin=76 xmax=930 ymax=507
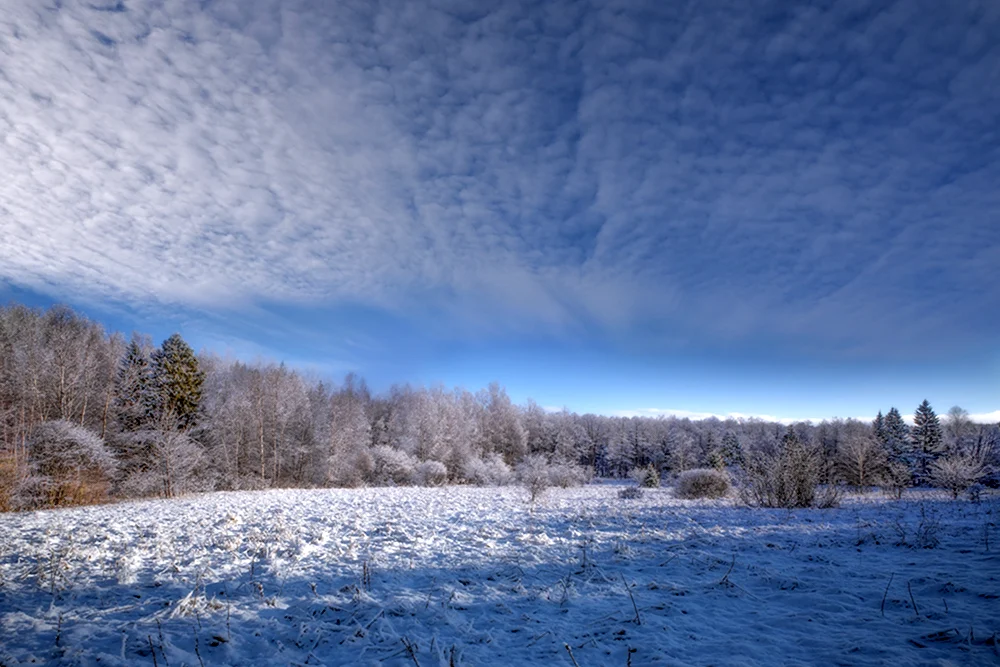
xmin=1 ymin=302 xmax=997 ymax=511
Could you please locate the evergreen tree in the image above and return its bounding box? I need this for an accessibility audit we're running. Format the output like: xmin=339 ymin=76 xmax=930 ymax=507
xmin=872 ymin=411 xmax=885 ymax=444
xmin=720 ymin=431 xmax=744 ymax=467
xmin=912 ymin=399 xmax=943 ymax=484
xmin=151 ymin=334 xmax=205 ymax=430
xmin=882 ymin=407 xmax=911 ymax=466
xmin=113 ymin=338 xmax=156 ymax=432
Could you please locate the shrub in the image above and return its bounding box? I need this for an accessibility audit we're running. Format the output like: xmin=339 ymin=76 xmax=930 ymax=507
xmin=415 ymin=460 xmax=448 ymax=487
xmin=630 ymin=464 xmax=660 ymax=488
xmin=369 ymin=445 xmax=417 ymax=486
xmin=738 ymin=431 xmax=838 ymax=508
xmin=16 ymin=420 xmax=116 ymax=509
xmin=675 ymin=468 xmax=730 ymax=499
xmin=516 ymin=454 xmax=551 ymax=503
xmin=931 ymin=454 xmax=987 ymax=499
xmin=881 ymin=461 xmax=911 ymax=500
xmin=618 ymin=486 xmax=644 ymax=500
xmin=461 ymin=454 xmax=514 ymax=486
xmin=547 ymin=460 xmax=590 ymax=488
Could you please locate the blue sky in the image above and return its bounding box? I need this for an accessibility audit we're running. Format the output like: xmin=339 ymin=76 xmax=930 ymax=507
xmin=1 ymin=0 xmax=998 ymax=422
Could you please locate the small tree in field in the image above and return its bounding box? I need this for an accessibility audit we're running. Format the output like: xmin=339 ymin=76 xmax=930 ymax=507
xmin=630 ymin=464 xmax=660 ymax=488
xmin=931 ymin=453 xmax=987 ymax=499
xmin=516 ymin=454 xmax=551 ymax=504
xmin=838 ymin=433 xmax=887 ymax=490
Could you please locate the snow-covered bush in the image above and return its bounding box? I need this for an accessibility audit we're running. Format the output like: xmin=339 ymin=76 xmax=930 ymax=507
xmin=618 ymin=486 xmax=644 ymax=500
xmin=415 ymin=460 xmax=449 ymax=486
xmin=630 ymin=464 xmax=660 ymax=488
xmin=882 ymin=461 xmax=911 ymax=499
xmin=547 ymin=460 xmax=590 ymax=488
xmin=739 ymin=432 xmax=838 ymax=508
xmin=16 ymin=420 xmax=116 ymax=508
xmin=114 ymin=427 xmax=211 ymax=499
xmin=931 ymin=453 xmax=987 ymax=499
xmin=516 ymin=454 xmax=551 ymax=503
xmin=461 ymin=453 xmax=514 ymax=486
xmin=370 ymin=445 xmax=417 ymax=486
xmin=675 ymin=468 xmax=730 ymax=499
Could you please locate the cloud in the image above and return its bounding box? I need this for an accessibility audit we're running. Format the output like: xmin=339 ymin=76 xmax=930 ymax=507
xmin=969 ymin=410 xmax=1000 ymax=424
xmin=1 ymin=0 xmax=997 ymax=357
xmin=613 ymin=407 xmax=1000 ymax=425
xmin=611 ymin=408 xmax=830 ymax=425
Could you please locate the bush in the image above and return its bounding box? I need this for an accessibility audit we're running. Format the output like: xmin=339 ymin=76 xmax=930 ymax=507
xmin=738 ymin=433 xmax=838 ymax=508
xmin=881 ymin=461 xmax=911 ymax=500
xmin=415 ymin=460 xmax=448 ymax=486
xmin=630 ymin=464 xmax=660 ymax=488
xmin=931 ymin=454 xmax=987 ymax=499
xmin=618 ymin=486 xmax=644 ymax=500
xmin=675 ymin=468 xmax=730 ymax=499
xmin=516 ymin=454 xmax=551 ymax=503
xmin=547 ymin=460 xmax=590 ymax=488
xmin=461 ymin=454 xmax=514 ymax=486
xmin=369 ymin=445 xmax=417 ymax=486
xmin=16 ymin=421 xmax=117 ymax=508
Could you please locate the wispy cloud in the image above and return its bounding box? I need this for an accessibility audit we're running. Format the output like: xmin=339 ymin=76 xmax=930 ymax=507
xmin=1 ymin=0 xmax=997 ymax=358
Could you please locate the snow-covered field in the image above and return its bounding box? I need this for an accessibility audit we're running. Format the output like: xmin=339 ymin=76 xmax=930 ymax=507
xmin=1 ymin=485 xmax=997 ymax=666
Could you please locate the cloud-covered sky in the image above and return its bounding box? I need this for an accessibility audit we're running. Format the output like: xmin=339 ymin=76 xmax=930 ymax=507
xmin=1 ymin=0 xmax=997 ymax=419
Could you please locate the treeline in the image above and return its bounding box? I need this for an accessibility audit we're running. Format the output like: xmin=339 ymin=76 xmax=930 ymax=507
xmin=1 ymin=303 xmax=997 ymax=510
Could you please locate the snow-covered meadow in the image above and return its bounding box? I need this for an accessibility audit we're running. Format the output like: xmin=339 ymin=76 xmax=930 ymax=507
xmin=1 ymin=485 xmax=997 ymax=666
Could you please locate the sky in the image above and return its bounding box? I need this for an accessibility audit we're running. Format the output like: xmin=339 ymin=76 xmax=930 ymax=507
xmin=1 ymin=0 xmax=998 ymax=422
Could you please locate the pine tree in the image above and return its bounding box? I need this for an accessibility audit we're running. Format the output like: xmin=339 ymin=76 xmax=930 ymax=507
xmin=718 ymin=431 xmax=744 ymax=468
xmin=882 ymin=407 xmax=911 ymax=467
xmin=912 ymin=399 xmax=943 ymax=485
xmin=872 ymin=411 xmax=885 ymax=444
xmin=114 ymin=338 xmax=156 ymax=432
xmin=151 ymin=334 xmax=205 ymax=430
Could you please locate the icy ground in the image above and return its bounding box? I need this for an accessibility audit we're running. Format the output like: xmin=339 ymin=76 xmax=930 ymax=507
xmin=1 ymin=486 xmax=998 ymax=666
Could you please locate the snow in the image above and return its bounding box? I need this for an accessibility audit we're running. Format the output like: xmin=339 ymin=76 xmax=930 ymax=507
xmin=1 ymin=485 xmax=998 ymax=666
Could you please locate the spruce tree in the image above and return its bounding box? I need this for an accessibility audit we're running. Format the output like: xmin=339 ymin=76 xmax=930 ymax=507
xmin=911 ymin=399 xmax=943 ymax=485
xmin=872 ymin=411 xmax=885 ymax=444
xmin=114 ymin=338 xmax=156 ymax=432
xmin=151 ymin=334 xmax=205 ymax=430
xmin=883 ymin=407 xmax=911 ymax=462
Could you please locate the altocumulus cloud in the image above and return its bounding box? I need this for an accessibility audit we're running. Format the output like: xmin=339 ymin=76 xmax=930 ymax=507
xmin=1 ymin=0 xmax=998 ymax=356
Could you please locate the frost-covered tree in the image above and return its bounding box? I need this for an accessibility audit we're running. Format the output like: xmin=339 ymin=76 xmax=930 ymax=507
xmin=115 ymin=420 xmax=208 ymax=498
xmin=944 ymin=406 xmax=975 ymax=454
xmin=931 ymin=452 xmax=987 ymax=498
xmin=476 ymin=383 xmax=527 ymax=464
xmin=837 ymin=432 xmax=887 ymax=489
xmin=328 ymin=373 xmax=373 ymax=487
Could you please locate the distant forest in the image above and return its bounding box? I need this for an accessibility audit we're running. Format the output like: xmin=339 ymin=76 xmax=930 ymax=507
xmin=1 ymin=302 xmax=997 ymax=511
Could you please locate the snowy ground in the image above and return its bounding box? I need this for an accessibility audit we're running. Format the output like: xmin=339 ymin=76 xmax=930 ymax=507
xmin=1 ymin=485 xmax=998 ymax=666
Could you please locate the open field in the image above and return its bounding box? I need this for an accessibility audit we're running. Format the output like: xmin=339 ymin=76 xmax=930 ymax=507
xmin=1 ymin=485 xmax=998 ymax=666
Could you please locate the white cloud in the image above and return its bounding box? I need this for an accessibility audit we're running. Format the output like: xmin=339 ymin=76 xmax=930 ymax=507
xmin=612 ymin=407 xmax=1000 ymax=425
xmin=610 ymin=408 xmax=830 ymax=425
xmin=0 ymin=0 xmax=997 ymax=356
